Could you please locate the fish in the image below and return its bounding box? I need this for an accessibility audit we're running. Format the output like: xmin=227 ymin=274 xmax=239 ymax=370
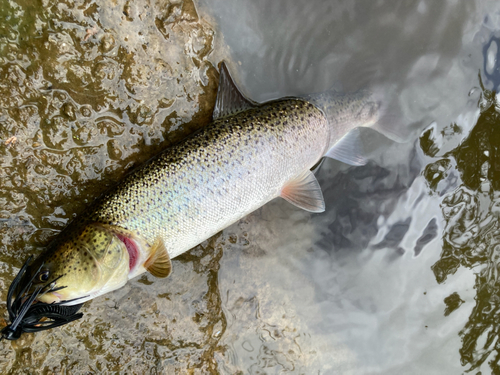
xmin=17 ymin=61 xmax=392 ymax=307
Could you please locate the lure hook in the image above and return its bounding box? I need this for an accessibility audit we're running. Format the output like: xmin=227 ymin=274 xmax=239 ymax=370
xmin=1 ymin=256 xmax=85 ymax=341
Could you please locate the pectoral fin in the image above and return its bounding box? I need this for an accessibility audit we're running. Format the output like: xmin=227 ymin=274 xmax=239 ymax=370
xmin=145 ymin=237 xmax=172 ymax=278
xmin=280 ymin=170 xmax=325 ymax=213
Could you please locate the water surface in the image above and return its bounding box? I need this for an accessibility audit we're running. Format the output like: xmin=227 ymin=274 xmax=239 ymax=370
xmin=1 ymin=0 xmax=500 ymax=373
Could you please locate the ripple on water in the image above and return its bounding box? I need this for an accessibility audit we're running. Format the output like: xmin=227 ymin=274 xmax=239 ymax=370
xmin=2 ymin=0 xmax=500 ymax=373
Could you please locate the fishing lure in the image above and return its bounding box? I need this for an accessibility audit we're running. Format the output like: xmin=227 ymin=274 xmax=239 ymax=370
xmin=1 ymin=257 xmax=84 ymax=341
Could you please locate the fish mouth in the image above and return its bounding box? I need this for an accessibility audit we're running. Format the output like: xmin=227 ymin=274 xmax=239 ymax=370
xmin=1 ymin=256 xmax=85 ymax=341
xmin=36 ymin=289 xmax=64 ymax=304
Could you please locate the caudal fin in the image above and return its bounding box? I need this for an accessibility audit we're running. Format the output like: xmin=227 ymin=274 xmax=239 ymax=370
xmin=305 ymin=86 xmax=408 ymax=167
xmin=367 ymin=84 xmax=409 ymax=143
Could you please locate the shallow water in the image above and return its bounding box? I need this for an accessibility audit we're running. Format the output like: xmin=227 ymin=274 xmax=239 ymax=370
xmin=2 ymin=0 xmax=500 ymax=373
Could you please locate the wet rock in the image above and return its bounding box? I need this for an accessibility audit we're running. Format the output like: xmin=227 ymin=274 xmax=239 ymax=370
xmin=0 ymin=0 xmax=225 ymax=372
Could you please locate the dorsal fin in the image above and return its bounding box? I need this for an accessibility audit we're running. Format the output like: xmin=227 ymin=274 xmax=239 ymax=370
xmin=213 ymin=61 xmax=257 ymax=119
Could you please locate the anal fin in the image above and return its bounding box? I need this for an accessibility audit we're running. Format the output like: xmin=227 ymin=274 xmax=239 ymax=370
xmin=280 ymin=170 xmax=325 ymax=213
xmin=325 ymin=128 xmax=367 ymax=166
xmin=145 ymin=237 xmax=172 ymax=278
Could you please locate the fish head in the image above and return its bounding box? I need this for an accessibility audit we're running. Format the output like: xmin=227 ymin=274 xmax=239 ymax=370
xmin=23 ymin=223 xmax=130 ymax=305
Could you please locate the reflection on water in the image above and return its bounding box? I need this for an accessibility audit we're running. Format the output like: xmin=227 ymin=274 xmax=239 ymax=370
xmin=423 ymin=74 xmax=500 ymax=372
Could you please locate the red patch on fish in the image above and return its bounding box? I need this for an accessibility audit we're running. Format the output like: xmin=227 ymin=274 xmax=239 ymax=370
xmin=116 ymin=234 xmax=138 ymax=270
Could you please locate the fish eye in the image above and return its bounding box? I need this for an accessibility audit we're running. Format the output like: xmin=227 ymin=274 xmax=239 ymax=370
xmin=38 ymin=270 xmax=50 ymax=282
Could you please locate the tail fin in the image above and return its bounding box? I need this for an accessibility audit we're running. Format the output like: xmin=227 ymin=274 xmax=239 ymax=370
xmin=303 ymin=87 xmax=407 ymax=167
xmin=304 ymin=87 xmax=407 ymax=144
xmin=368 ymin=84 xmax=408 ymax=143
